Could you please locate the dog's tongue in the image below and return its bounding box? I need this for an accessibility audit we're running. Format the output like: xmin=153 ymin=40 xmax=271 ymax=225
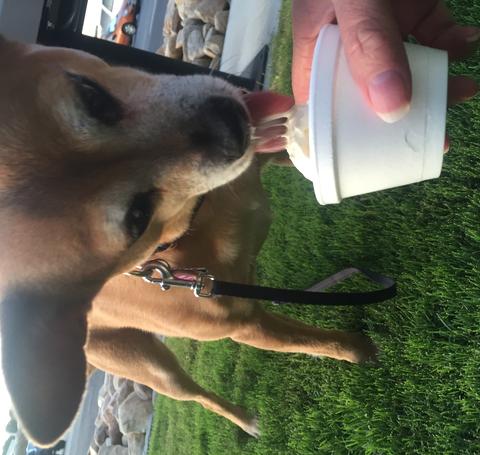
xmin=243 ymin=91 xmax=294 ymax=125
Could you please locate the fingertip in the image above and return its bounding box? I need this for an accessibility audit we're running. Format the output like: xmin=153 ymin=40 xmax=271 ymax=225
xmin=428 ymin=25 xmax=480 ymax=60
xmin=444 ymin=135 xmax=450 ymax=154
xmin=368 ymin=70 xmax=412 ymax=123
xmin=376 ymin=104 xmax=411 ymax=123
xmin=243 ymin=92 xmax=295 ymax=125
xmin=293 ymin=85 xmax=310 ymax=105
xmin=464 ymin=27 xmax=480 ymax=44
xmin=255 ymin=137 xmax=288 ymax=153
xmin=448 ymin=76 xmax=479 ymax=106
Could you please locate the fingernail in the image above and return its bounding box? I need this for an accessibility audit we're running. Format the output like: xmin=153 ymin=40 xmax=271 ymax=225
xmin=255 ymin=137 xmax=288 ymax=152
xmin=368 ymin=70 xmax=411 ymax=123
xmin=444 ymin=136 xmax=450 ymax=154
xmin=465 ymin=28 xmax=480 ymax=43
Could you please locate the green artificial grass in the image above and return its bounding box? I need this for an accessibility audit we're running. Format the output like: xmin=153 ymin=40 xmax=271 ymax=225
xmin=148 ymin=1 xmax=480 ymax=453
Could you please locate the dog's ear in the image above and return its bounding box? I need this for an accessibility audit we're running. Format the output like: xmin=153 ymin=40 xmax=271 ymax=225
xmin=0 ymin=35 xmax=27 ymax=60
xmin=1 ymin=288 xmax=89 ymax=447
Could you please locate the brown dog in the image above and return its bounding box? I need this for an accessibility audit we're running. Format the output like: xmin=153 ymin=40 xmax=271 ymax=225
xmin=0 ymin=36 xmax=376 ymax=447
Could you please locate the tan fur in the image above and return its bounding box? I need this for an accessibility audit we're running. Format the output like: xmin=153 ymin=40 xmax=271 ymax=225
xmin=0 ymin=38 xmax=376 ymax=446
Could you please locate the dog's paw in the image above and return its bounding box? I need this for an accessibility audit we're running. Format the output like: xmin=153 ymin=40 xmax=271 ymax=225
xmin=243 ymin=415 xmax=260 ymax=438
xmin=348 ymin=333 xmax=379 ymax=364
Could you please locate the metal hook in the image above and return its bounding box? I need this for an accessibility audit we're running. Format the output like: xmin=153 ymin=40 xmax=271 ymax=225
xmin=127 ymin=259 xmax=215 ymax=298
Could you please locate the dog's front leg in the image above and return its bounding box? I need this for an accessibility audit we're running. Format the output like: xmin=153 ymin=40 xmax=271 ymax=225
xmin=86 ymin=328 xmax=259 ymax=437
xmin=230 ymin=307 xmax=377 ymax=363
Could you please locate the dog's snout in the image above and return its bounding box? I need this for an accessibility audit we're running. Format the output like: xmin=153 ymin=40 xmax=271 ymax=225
xmin=195 ymin=96 xmax=250 ymax=161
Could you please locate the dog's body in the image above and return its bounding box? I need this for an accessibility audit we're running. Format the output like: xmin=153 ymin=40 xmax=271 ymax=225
xmin=0 ymin=37 xmax=375 ymax=446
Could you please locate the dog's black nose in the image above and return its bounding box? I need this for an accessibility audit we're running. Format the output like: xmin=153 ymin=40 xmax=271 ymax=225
xmin=194 ymin=96 xmax=250 ymax=161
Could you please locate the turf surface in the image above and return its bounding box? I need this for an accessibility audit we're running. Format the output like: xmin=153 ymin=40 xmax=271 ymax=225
xmin=148 ymin=1 xmax=480 ymax=453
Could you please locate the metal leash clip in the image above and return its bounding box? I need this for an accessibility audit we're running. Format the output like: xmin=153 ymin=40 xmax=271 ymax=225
xmin=128 ymin=259 xmax=215 ymax=298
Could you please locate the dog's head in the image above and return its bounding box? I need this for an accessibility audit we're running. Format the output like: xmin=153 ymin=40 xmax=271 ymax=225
xmin=0 ymin=36 xmax=253 ymax=445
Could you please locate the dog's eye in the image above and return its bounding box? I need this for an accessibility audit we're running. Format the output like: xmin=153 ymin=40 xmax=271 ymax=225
xmin=125 ymin=192 xmax=154 ymax=241
xmin=67 ymin=73 xmax=123 ymax=125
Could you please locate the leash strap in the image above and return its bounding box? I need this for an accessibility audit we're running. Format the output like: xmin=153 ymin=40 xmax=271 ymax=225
xmin=129 ymin=260 xmax=396 ymax=306
xmin=211 ymin=268 xmax=396 ymax=305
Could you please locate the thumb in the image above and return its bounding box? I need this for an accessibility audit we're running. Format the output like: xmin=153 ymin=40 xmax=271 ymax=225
xmin=292 ymin=0 xmax=336 ymax=104
xmin=333 ymin=0 xmax=412 ymax=123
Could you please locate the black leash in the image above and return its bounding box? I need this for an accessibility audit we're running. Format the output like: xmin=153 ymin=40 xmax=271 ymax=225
xmin=128 ymin=260 xmax=396 ymax=306
xmin=213 ymin=267 xmax=396 ymax=305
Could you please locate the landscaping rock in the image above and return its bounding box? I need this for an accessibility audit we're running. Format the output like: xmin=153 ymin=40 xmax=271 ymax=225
xmin=159 ymin=0 xmax=230 ymax=67
xmin=165 ymin=34 xmax=182 ymax=59
xmin=98 ymin=445 xmax=128 ymax=455
xmin=214 ymin=10 xmax=229 ymax=33
xmin=94 ymin=425 xmax=108 ymax=447
xmin=195 ymin=0 xmax=227 ymax=24
xmin=127 ymin=433 xmax=145 ymax=455
xmin=176 ymin=28 xmax=184 ymax=49
xmin=202 ymin=22 xmax=213 ymax=38
xmin=175 ymin=0 xmax=199 ymax=21
xmin=204 ymin=28 xmax=224 ymax=58
xmin=192 ymin=57 xmax=212 ymax=67
xmin=90 ymin=374 xmax=154 ymax=455
xmin=118 ymin=392 xmax=153 ymax=434
xmin=106 ymin=374 xmax=115 ymax=396
xmin=184 ymin=25 xmax=205 ymax=61
xmin=209 ymin=55 xmax=221 ymax=70
xmin=164 ymin=0 xmax=181 ymax=35
xmin=133 ymin=382 xmax=153 ymax=401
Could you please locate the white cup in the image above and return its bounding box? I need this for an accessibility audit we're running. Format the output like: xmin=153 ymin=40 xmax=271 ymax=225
xmin=287 ymin=24 xmax=449 ymax=205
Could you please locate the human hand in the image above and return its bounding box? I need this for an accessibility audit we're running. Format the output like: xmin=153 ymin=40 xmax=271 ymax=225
xmin=292 ymin=0 xmax=479 ymax=123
